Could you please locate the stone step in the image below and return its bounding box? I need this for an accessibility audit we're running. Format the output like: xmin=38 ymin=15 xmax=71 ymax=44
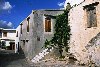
xmin=31 ymin=48 xmax=53 ymax=63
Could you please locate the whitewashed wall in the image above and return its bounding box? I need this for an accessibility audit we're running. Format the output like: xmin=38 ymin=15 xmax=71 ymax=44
xmin=69 ymin=0 xmax=100 ymax=66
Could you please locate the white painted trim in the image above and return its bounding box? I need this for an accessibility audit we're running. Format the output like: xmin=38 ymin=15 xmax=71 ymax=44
xmin=43 ymin=15 xmax=53 ymax=34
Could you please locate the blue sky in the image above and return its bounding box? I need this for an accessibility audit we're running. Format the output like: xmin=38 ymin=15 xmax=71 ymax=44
xmin=0 ymin=0 xmax=65 ymax=29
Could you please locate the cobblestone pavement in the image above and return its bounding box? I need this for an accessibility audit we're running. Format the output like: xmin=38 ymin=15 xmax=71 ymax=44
xmin=0 ymin=50 xmax=88 ymax=67
xmin=0 ymin=50 xmax=30 ymax=67
xmin=29 ymin=59 xmax=87 ymax=67
xmin=31 ymin=63 xmax=87 ymax=67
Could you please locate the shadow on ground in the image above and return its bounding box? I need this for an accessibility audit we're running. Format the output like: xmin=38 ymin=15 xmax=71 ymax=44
xmin=0 ymin=48 xmax=29 ymax=67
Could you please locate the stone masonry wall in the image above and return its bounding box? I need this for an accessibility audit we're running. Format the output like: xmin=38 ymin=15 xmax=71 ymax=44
xmin=19 ymin=10 xmax=64 ymax=60
xmin=19 ymin=12 xmax=35 ymax=60
xmin=69 ymin=0 xmax=100 ymax=66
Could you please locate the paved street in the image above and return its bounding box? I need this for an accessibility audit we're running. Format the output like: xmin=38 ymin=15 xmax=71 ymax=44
xmin=0 ymin=50 xmax=87 ymax=67
xmin=0 ymin=50 xmax=30 ymax=67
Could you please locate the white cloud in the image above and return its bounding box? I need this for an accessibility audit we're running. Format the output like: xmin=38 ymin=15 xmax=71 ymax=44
xmin=0 ymin=1 xmax=12 ymax=13
xmin=58 ymin=2 xmax=65 ymax=7
xmin=2 ymin=2 xmax=12 ymax=10
xmin=0 ymin=20 xmax=14 ymax=29
xmin=7 ymin=22 xmax=13 ymax=27
xmin=64 ymin=0 xmax=84 ymax=8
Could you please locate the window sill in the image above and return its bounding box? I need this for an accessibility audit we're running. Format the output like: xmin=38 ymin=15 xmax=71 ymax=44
xmin=85 ymin=27 xmax=97 ymax=30
xmin=44 ymin=32 xmax=53 ymax=34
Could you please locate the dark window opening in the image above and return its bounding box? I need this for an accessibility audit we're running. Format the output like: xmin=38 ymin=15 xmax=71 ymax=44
xmin=23 ymin=40 xmax=25 ymax=45
xmin=16 ymin=31 xmax=18 ymax=37
xmin=27 ymin=17 xmax=30 ymax=32
xmin=20 ymin=23 xmax=23 ymax=34
xmin=37 ymin=37 xmax=40 ymax=41
xmin=83 ymin=2 xmax=99 ymax=28
xmin=3 ymin=32 xmax=7 ymax=37
xmin=45 ymin=17 xmax=51 ymax=32
xmin=18 ymin=42 xmax=20 ymax=52
xmin=0 ymin=30 xmax=2 ymax=38
xmin=26 ymin=40 xmax=29 ymax=42
xmin=86 ymin=6 xmax=97 ymax=28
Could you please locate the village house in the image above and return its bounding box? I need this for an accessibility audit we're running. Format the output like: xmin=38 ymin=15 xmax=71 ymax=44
xmin=15 ymin=10 xmax=64 ymax=60
xmin=67 ymin=0 xmax=100 ymax=66
xmin=15 ymin=0 xmax=100 ymax=66
xmin=0 ymin=28 xmax=16 ymax=50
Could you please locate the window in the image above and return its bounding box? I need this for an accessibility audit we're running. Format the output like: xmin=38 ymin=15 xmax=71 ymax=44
xmin=45 ymin=17 xmax=51 ymax=32
xmin=20 ymin=23 xmax=23 ymax=34
xmin=0 ymin=30 xmax=2 ymax=37
xmin=23 ymin=40 xmax=25 ymax=45
xmin=37 ymin=36 xmax=40 ymax=41
xmin=26 ymin=40 xmax=29 ymax=42
xmin=86 ymin=6 xmax=97 ymax=28
xmin=3 ymin=32 xmax=7 ymax=37
xmin=16 ymin=31 xmax=18 ymax=37
xmin=27 ymin=17 xmax=30 ymax=32
xmin=83 ymin=2 xmax=99 ymax=28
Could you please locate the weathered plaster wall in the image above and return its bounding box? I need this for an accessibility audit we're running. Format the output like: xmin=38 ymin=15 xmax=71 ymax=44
xmin=69 ymin=0 xmax=100 ymax=66
xmin=33 ymin=10 xmax=63 ymax=55
xmin=33 ymin=10 xmax=64 ymax=59
xmin=19 ymin=12 xmax=35 ymax=59
xmin=19 ymin=10 xmax=64 ymax=60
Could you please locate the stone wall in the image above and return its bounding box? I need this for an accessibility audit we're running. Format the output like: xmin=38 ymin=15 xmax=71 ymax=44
xmin=19 ymin=12 xmax=35 ymax=59
xmin=69 ymin=0 xmax=100 ymax=66
xmin=18 ymin=10 xmax=64 ymax=60
xmin=86 ymin=32 xmax=100 ymax=66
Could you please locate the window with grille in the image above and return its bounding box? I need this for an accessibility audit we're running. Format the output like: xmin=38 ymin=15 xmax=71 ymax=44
xmin=45 ymin=17 xmax=51 ymax=32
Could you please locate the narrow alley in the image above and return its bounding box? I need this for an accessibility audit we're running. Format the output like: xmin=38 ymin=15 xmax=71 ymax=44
xmin=0 ymin=50 xmax=30 ymax=67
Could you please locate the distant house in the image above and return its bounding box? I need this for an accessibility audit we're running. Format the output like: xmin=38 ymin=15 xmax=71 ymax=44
xmin=15 ymin=9 xmax=64 ymax=59
xmin=0 ymin=28 xmax=16 ymax=50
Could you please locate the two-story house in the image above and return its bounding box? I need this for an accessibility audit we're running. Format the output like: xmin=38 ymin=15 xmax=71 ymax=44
xmin=15 ymin=9 xmax=64 ymax=60
xmin=0 ymin=28 xmax=16 ymax=50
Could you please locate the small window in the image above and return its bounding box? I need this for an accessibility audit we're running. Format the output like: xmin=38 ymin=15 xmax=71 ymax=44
xmin=3 ymin=32 xmax=7 ymax=37
xmin=16 ymin=31 xmax=18 ymax=37
xmin=45 ymin=17 xmax=51 ymax=32
xmin=0 ymin=30 xmax=2 ymax=37
xmin=86 ymin=6 xmax=97 ymax=28
xmin=20 ymin=23 xmax=23 ymax=34
xmin=27 ymin=17 xmax=30 ymax=32
xmin=23 ymin=40 xmax=25 ymax=45
xmin=37 ymin=37 xmax=40 ymax=41
xmin=26 ymin=40 xmax=29 ymax=42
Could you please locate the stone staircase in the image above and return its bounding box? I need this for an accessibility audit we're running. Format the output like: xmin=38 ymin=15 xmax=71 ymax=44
xmin=31 ymin=47 xmax=53 ymax=63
